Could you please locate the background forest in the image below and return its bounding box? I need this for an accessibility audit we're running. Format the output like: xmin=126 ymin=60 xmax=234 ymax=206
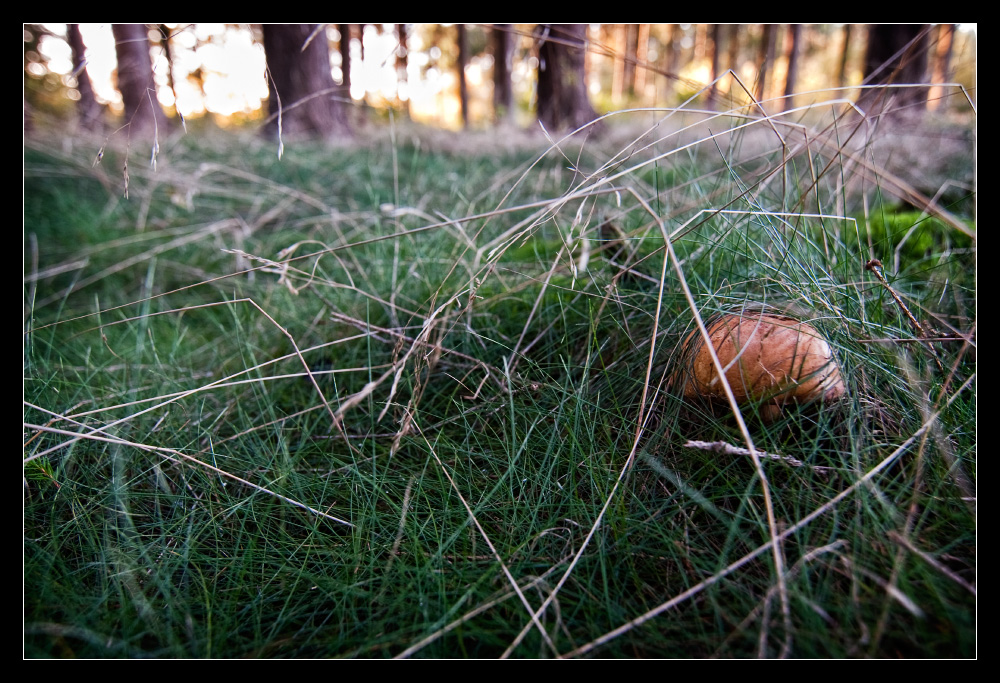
xmin=24 ymin=24 xmax=975 ymax=659
xmin=24 ymin=24 xmax=975 ymax=134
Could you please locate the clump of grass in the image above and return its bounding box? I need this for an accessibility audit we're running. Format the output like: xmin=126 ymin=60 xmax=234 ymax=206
xmin=25 ymin=87 xmax=974 ymax=657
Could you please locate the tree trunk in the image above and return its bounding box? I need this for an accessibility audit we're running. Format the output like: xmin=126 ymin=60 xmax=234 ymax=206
xmin=67 ymin=24 xmax=103 ymax=131
xmin=611 ymin=25 xmax=626 ymax=104
xmin=658 ymin=24 xmax=676 ymax=104
xmin=492 ymin=24 xmax=514 ymax=123
xmin=693 ymin=24 xmax=709 ymax=61
xmin=860 ymin=24 xmax=931 ymax=115
xmin=262 ymin=24 xmax=349 ymax=140
xmin=835 ymin=24 xmax=853 ymax=89
xmin=755 ymin=24 xmax=777 ymax=103
xmin=927 ymin=24 xmax=955 ymax=111
xmin=708 ymin=24 xmax=721 ymax=109
xmin=112 ymin=24 xmax=169 ymax=138
xmin=338 ymin=24 xmax=352 ymax=94
xmin=622 ymin=24 xmax=638 ymax=98
xmin=535 ymin=24 xmax=599 ymax=133
xmin=782 ymin=24 xmax=802 ymax=111
xmin=457 ymin=24 xmax=469 ymax=129
xmin=633 ymin=24 xmax=650 ymax=101
xmin=724 ymin=24 xmax=739 ymax=96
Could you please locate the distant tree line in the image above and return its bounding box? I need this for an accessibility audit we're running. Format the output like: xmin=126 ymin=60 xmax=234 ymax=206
xmin=23 ymin=24 xmax=967 ymax=140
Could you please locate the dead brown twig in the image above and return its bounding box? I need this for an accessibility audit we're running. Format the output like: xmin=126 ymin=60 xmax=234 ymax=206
xmin=865 ymin=259 xmax=945 ymax=372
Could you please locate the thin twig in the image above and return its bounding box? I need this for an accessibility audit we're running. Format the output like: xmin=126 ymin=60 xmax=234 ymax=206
xmin=865 ymin=259 xmax=944 ymax=372
xmin=684 ymin=440 xmax=839 ymax=474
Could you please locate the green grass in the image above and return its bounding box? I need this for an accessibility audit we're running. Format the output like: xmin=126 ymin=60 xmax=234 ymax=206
xmin=24 ymin=103 xmax=976 ymax=658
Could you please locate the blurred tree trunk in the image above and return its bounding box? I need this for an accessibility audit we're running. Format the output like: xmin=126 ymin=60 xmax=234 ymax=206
xmin=707 ymin=24 xmax=722 ymax=109
xmin=622 ymin=24 xmax=638 ymax=98
xmin=724 ymin=24 xmax=739 ymax=97
xmin=835 ymin=24 xmax=853 ymax=89
xmin=611 ymin=24 xmax=625 ymax=104
xmin=755 ymin=24 xmax=777 ymax=103
xmin=338 ymin=24 xmax=352 ymax=94
xmin=927 ymin=24 xmax=955 ymax=111
xmin=860 ymin=24 xmax=931 ymax=114
xmin=112 ymin=24 xmax=169 ymax=137
xmin=782 ymin=24 xmax=802 ymax=111
xmin=535 ymin=24 xmax=599 ymax=132
xmin=633 ymin=24 xmax=650 ymax=102
xmin=262 ymin=24 xmax=349 ymax=139
xmin=693 ymin=24 xmax=708 ymax=61
xmin=708 ymin=24 xmax=721 ymax=108
xmin=67 ymin=24 xmax=103 ymax=131
xmin=492 ymin=24 xmax=514 ymax=123
xmin=457 ymin=24 xmax=469 ymax=128
xmin=660 ymin=24 xmax=677 ymax=104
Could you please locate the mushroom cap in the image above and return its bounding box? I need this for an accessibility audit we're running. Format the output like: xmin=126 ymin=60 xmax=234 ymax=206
xmin=679 ymin=312 xmax=845 ymax=406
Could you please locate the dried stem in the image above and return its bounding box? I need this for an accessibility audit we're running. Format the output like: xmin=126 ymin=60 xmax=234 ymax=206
xmin=865 ymin=259 xmax=944 ymax=372
xmin=684 ymin=440 xmax=838 ymax=474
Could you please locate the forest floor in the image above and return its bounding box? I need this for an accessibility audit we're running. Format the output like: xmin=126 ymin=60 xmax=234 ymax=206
xmin=24 ymin=102 xmax=976 ymax=658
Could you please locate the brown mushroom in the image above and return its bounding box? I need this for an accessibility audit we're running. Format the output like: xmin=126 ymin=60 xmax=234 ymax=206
xmin=677 ymin=311 xmax=845 ymax=418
